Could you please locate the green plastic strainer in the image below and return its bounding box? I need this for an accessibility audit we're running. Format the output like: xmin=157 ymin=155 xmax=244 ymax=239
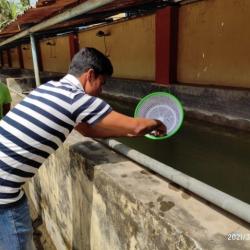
xmin=134 ymin=92 xmax=184 ymax=140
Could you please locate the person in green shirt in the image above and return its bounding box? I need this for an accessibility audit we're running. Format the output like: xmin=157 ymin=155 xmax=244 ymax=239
xmin=0 ymin=82 xmax=12 ymax=119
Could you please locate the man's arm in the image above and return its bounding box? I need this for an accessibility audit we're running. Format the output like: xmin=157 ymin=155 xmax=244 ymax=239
xmin=75 ymin=110 xmax=166 ymax=138
xmin=3 ymin=103 xmax=11 ymax=116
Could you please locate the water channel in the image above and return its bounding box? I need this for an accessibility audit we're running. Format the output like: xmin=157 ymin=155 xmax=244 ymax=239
xmin=106 ymin=97 xmax=250 ymax=204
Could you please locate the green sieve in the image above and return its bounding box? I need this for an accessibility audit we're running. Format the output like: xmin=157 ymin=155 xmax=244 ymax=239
xmin=134 ymin=92 xmax=184 ymax=140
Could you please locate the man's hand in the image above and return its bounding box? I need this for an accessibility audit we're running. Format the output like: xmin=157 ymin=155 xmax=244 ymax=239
xmin=149 ymin=120 xmax=167 ymax=137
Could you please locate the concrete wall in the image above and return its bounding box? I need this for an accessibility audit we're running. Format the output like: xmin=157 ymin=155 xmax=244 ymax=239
xmin=79 ymin=15 xmax=155 ymax=80
xmin=21 ymin=44 xmax=33 ymax=69
xmin=10 ymin=47 xmax=20 ymax=68
xmin=178 ymin=0 xmax=250 ymax=88
xmin=40 ymin=36 xmax=71 ymax=73
xmin=25 ymin=130 xmax=250 ymax=250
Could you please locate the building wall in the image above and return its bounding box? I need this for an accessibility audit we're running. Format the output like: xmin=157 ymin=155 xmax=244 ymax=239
xmin=22 ymin=44 xmax=33 ymax=69
xmin=3 ymin=0 xmax=250 ymax=89
xmin=40 ymin=36 xmax=71 ymax=73
xmin=178 ymin=0 xmax=250 ymax=88
xmin=10 ymin=47 xmax=19 ymax=68
xmin=78 ymin=14 xmax=155 ymax=81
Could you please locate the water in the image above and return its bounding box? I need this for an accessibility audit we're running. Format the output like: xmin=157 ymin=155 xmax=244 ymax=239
xmin=106 ymin=98 xmax=250 ymax=204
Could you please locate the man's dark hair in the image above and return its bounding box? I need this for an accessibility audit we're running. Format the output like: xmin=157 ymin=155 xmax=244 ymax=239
xmin=68 ymin=47 xmax=113 ymax=77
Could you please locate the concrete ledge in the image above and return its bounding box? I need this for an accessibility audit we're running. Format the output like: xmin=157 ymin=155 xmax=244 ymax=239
xmin=3 ymin=72 xmax=250 ymax=130
xmin=104 ymin=78 xmax=250 ymax=131
xmin=27 ymin=131 xmax=250 ymax=250
xmin=0 ymin=69 xmax=63 ymax=94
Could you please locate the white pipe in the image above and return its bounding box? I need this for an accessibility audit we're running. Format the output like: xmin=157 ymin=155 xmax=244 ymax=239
xmin=30 ymin=34 xmax=40 ymax=86
xmin=0 ymin=0 xmax=116 ymax=47
xmin=98 ymin=139 xmax=250 ymax=223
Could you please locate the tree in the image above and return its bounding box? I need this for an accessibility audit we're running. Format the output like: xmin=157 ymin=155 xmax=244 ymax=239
xmin=20 ymin=0 xmax=30 ymax=6
xmin=0 ymin=0 xmax=30 ymax=31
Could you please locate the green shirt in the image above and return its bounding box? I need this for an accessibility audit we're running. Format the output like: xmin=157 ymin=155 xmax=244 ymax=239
xmin=0 ymin=82 xmax=12 ymax=119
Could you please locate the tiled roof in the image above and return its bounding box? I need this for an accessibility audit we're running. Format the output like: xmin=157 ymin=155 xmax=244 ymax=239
xmin=0 ymin=0 xmax=175 ymax=38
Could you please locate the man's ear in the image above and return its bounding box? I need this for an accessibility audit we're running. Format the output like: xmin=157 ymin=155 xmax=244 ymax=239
xmin=87 ymin=68 xmax=95 ymax=82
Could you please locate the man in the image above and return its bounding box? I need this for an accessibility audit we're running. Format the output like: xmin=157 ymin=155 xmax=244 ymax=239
xmin=0 ymin=47 xmax=166 ymax=250
xmin=0 ymin=81 xmax=11 ymax=120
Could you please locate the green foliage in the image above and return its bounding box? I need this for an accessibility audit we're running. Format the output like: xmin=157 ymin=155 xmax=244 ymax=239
xmin=20 ymin=0 xmax=30 ymax=5
xmin=0 ymin=0 xmax=30 ymax=31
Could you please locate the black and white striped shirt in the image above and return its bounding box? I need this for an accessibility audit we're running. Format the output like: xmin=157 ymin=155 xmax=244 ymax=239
xmin=0 ymin=74 xmax=112 ymax=207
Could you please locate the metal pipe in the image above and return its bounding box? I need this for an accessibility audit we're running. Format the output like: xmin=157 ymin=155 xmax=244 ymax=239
xmin=0 ymin=0 xmax=116 ymax=47
xmin=98 ymin=139 xmax=250 ymax=223
xmin=30 ymin=34 xmax=40 ymax=86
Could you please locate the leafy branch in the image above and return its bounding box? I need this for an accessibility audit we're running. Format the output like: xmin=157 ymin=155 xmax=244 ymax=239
xmin=0 ymin=0 xmax=30 ymax=31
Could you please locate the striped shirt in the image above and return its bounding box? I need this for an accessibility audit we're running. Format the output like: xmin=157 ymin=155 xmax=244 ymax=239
xmin=0 ymin=74 xmax=112 ymax=207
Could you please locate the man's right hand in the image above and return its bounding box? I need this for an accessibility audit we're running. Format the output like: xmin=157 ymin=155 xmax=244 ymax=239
xmin=149 ymin=120 xmax=167 ymax=137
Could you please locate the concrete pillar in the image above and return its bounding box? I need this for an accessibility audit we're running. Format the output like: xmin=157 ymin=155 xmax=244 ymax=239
xmin=69 ymin=32 xmax=79 ymax=59
xmin=7 ymin=48 xmax=12 ymax=68
xmin=17 ymin=45 xmax=24 ymax=69
xmin=0 ymin=51 xmax=3 ymax=67
xmin=36 ymin=39 xmax=43 ymax=72
xmin=155 ymin=6 xmax=179 ymax=85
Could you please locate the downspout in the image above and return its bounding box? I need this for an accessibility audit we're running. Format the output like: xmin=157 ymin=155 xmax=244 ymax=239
xmin=98 ymin=139 xmax=250 ymax=224
xmin=30 ymin=34 xmax=40 ymax=86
